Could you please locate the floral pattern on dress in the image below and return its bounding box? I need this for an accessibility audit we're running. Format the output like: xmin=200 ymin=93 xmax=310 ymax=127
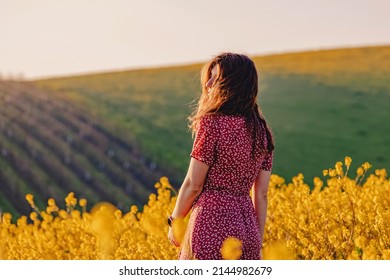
xmin=180 ymin=114 xmax=273 ymax=260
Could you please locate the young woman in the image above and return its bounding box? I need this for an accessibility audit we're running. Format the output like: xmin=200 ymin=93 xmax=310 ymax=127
xmin=168 ymin=52 xmax=274 ymax=260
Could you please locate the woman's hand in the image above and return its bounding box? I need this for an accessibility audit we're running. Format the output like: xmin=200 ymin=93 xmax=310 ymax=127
xmin=168 ymin=227 xmax=180 ymax=247
xmin=168 ymin=158 xmax=209 ymax=248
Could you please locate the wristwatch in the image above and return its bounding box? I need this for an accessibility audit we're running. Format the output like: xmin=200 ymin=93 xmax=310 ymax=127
xmin=167 ymin=215 xmax=174 ymax=227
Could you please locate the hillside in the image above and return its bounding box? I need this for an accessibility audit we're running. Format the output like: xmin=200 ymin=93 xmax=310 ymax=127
xmin=253 ymin=45 xmax=390 ymax=178
xmin=1 ymin=45 xmax=389 ymax=217
xmin=0 ymin=81 xmax=170 ymax=216
xmin=35 ymin=45 xmax=390 ymax=179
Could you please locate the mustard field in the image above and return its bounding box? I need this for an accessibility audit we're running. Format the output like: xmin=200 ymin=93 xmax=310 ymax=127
xmin=0 ymin=157 xmax=389 ymax=260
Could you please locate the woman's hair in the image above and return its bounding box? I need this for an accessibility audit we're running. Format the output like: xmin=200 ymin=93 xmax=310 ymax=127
xmin=188 ymin=52 xmax=274 ymax=153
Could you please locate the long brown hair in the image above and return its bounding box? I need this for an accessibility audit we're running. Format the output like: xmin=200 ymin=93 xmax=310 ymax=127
xmin=188 ymin=52 xmax=274 ymax=153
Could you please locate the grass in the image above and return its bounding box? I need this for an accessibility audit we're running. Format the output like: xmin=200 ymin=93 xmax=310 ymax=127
xmin=261 ymin=73 xmax=390 ymax=181
xmin=34 ymin=45 xmax=390 ymax=185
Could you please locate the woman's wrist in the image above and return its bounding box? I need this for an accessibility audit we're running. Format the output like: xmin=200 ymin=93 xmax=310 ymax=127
xmin=167 ymin=215 xmax=174 ymax=227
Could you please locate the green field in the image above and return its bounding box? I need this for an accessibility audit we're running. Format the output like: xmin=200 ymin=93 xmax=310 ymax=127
xmin=1 ymin=45 xmax=389 ymax=217
xmin=35 ymin=45 xmax=390 ymax=181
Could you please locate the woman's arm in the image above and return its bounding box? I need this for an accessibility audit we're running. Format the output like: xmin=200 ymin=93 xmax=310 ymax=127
xmin=168 ymin=158 xmax=209 ymax=246
xmin=251 ymin=169 xmax=271 ymax=248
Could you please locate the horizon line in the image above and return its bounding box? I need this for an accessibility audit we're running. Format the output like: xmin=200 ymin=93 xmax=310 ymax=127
xmin=5 ymin=42 xmax=390 ymax=82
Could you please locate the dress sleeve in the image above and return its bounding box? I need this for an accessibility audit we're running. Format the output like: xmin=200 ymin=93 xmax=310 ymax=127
xmin=190 ymin=116 xmax=218 ymax=166
xmin=260 ymin=149 xmax=274 ymax=171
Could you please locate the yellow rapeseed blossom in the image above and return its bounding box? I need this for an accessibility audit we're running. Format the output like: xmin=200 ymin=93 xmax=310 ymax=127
xmin=79 ymin=198 xmax=87 ymax=208
xmin=263 ymin=241 xmax=294 ymax=260
xmin=65 ymin=192 xmax=77 ymax=208
xmin=0 ymin=158 xmax=389 ymax=260
xmin=29 ymin=212 xmax=38 ymax=221
xmin=90 ymin=202 xmax=117 ymax=259
xmin=313 ymin=177 xmax=323 ymax=190
xmin=48 ymin=198 xmax=56 ymax=206
xmin=171 ymin=217 xmax=186 ymax=245
xmin=383 ymin=250 xmax=390 ymax=260
xmin=130 ymin=205 xmax=138 ymax=214
xmin=335 ymin=161 xmax=343 ymax=176
xmin=374 ymin=169 xmax=386 ymax=178
xmin=362 ymin=162 xmax=372 ymax=171
xmin=46 ymin=205 xmax=58 ymax=214
xmin=345 ymin=156 xmax=352 ymax=167
xmin=221 ymin=237 xmax=242 ymax=260
xmin=328 ymin=169 xmax=337 ymax=177
xmin=25 ymin=194 xmax=35 ymax=207
xmin=46 ymin=198 xmax=59 ymax=214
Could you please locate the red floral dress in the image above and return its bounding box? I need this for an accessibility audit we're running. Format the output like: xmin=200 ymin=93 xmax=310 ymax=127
xmin=179 ymin=114 xmax=273 ymax=260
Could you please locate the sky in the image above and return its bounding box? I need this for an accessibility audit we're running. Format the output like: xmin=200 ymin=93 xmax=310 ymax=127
xmin=1 ymin=0 xmax=389 ymax=80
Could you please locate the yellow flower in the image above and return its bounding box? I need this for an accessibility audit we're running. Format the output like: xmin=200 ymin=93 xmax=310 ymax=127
xmin=172 ymin=217 xmax=187 ymax=245
xmin=160 ymin=176 xmax=169 ymax=186
xmin=329 ymin=169 xmax=337 ymax=177
xmin=65 ymin=192 xmax=77 ymax=207
xmin=2 ymin=213 xmax=12 ymax=224
xmin=383 ymin=250 xmax=390 ymax=260
xmin=362 ymin=162 xmax=372 ymax=171
xmin=59 ymin=209 xmax=68 ymax=219
xmin=48 ymin=198 xmax=56 ymax=206
xmin=90 ymin=202 xmax=117 ymax=259
xmin=3 ymin=166 xmax=390 ymax=260
xmin=362 ymin=246 xmax=377 ymax=260
xmin=313 ymin=177 xmax=323 ymax=188
xmin=79 ymin=198 xmax=87 ymax=208
xmin=46 ymin=205 xmax=59 ymax=214
xmin=355 ymin=236 xmax=367 ymax=248
xmin=263 ymin=241 xmax=294 ymax=260
xmin=114 ymin=209 xmax=122 ymax=219
xmin=344 ymin=156 xmax=352 ymax=167
xmin=329 ymin=234 xmax=337 ymax=244
xmin=130 ymin=205 xmax=138 ymax=214
xmin=221 ymin=237 xmax=242 ymax=260
xmin=29 ymin=212 xmax=38 ymax=221
xmin=335 ymin=162 xmax=343 ymax=175
xmin=375 ymin=169 xmax=387 ymax=178
xmin=323 ymin=169 xmax=329 ymax=176
xmin=357 ymin=167 xmax=364 ymax=176
xmin=26 ymin=194 xmax=35 ymax=207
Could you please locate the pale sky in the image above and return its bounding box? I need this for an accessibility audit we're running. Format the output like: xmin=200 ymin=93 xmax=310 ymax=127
xmin=1 ymin=0 xmax=389 ymax=80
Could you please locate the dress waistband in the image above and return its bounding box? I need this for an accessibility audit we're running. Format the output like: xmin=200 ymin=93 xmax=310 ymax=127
xmin=202 ymin=187 xmax=249 ymax=197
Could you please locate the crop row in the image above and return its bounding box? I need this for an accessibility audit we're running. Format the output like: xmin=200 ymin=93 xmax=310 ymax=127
xmin=0 ymin=81 xmax=169 ymax=215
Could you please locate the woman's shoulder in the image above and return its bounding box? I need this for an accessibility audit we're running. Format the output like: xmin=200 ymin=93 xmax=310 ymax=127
xmin=202 ymin=113 xmax=244 ymax=122
xmin=199 ymin=114 xmax=245 ymax=130
xmin=197 ymin=114 xmax=219 ymax=131
xmin=215 ymin=114 xmax=246 ymax=126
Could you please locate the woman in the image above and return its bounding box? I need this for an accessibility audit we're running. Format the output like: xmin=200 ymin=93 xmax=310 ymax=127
xmin=168 ymin=52 xmax=274 ymax=260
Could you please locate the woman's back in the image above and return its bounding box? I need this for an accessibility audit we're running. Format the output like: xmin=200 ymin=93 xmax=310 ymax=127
xmin=191 ymin=114 xmax=273 ymax=196
xmin=179 ymin=114 xmax=273 ymax=259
